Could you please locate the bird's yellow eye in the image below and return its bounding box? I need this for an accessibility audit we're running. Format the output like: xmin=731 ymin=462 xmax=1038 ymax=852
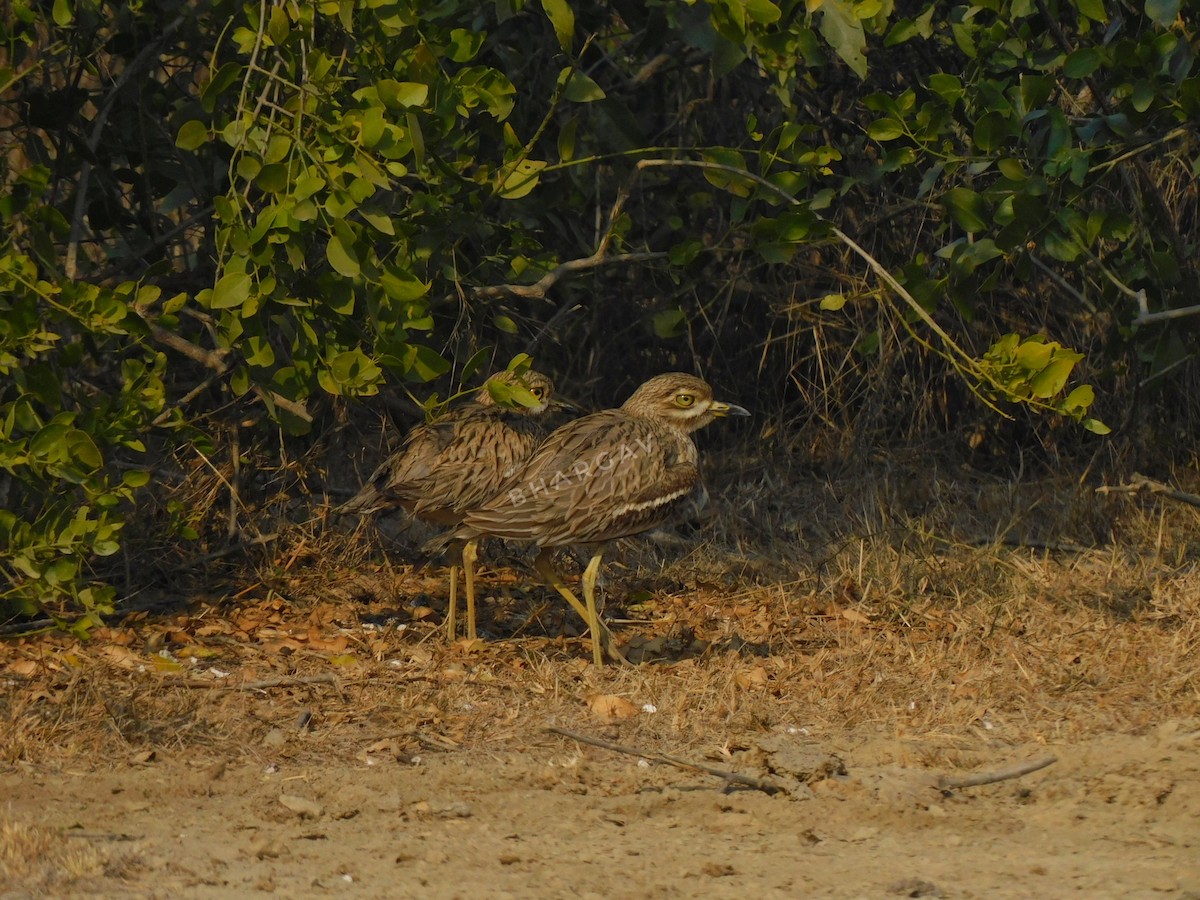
xmin=531 ymin=386 xmax=545 ymax=399
xmin=674 ymin=393 xmax=695 ymax=408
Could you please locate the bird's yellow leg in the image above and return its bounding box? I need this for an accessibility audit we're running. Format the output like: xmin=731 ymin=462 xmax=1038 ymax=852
xmin=463 ymin=539 xmax=479 ymax=641
xmin=580 ymin=550 xmax=606 ymax=667
xmin=533 ymin=549 xmax=627 ymax=665
xmin=445 ymin=561 xmax=459 ymax=642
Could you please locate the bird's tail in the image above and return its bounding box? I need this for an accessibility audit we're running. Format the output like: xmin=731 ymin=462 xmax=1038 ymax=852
xmin=332 ymin=484 xmax=382 ymax=516
xmin=411 ymin=527 xmax=471 ymax=574
xmin=419 ymin=528 xmax=462 ymax=558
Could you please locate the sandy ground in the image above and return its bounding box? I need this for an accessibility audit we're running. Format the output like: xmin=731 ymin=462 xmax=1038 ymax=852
xmin=3 ymin=710 xmax=1198 ymax=898
xmin=4 ymin=491 xmax=1200 ymax=898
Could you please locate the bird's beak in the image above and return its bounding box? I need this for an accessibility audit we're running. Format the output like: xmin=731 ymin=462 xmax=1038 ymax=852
xmin=550 ymin=395 xmax=579 ymax=412
xmin=709 ymin=400 xmax=750 ymax=418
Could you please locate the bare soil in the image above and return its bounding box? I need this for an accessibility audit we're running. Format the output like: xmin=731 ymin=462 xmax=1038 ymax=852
xmin=3 ymin=469 xmax=1200 ymax=898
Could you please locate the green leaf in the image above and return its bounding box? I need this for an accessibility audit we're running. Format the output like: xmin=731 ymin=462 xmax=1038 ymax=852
xmin=997 ymin=158 xmax=1027 ymax=181
xmin=1083 ymin=418 xmax=1111 ymax=435
xmin=201 ymin=63 xmax=242 ymax=112
xmin=745 ymin=0 xmax=781 ymax=23
xmin=211 ymin=272 xmax=251 ymax=310
xmin=52 ymin=0 xmax=73 ymax=26
xmin=460 ymin=348 xmax=492 ymax=381
xmin=245 ymin=335 xmax=276 ymax=367
xmin=651 ymin=308 xmax=686 ymax=338
xmin=506 ymin=353 xmax=534 ymax=375
xmin=497 ymin=159 xmax=547 ymax=199
xmin=176 ymin=120 xmax=209 ymax=151
xmin=1062 ymin=384 xmax=1095 ymax=412
xmin=700 ymin=148 xmax=753 ymax=197
xmin=67 ymin=429 xmax=102 ymax=469
xmin=122 ymin=470 xmax=151 ymax=488
xmin=928 ymin=74 xmax=964 ymax=106
xmin=1073 ymin=0 xmax=1108 ymax=21
xmin=816 ymin=0 xmax=868 ymax=79
xmin=380 ymin=268 xmax=430 ymax=301
xmin=401 ymin=344 xmax=451 ymax=382
xmin=558 ymin=116 xmax=578 ymax=161
xmin=1030 ymin=357 xmax=1078 ymax=399
xmin=326 ymin=233 xmax=360 ymax=277
xmin=268 ymin=5 xmax=289 ymax=45
xmin=255 ymin=163 xmax=289 ymax=193
xmin=360 ymin=208 xmax=395 ymax=235
xmin=360 ymin=107 xmax=385 ymax=148
xmin=494 ymin=314 xmax=519 ymax=334
xmin=377 ymin=79 xmax=429 ymax=109
xmin=867 ymin=118 xmax=905 ymax=141
xmin=973 ymin=112 xmax=1010 ymax=152
xmin=819 ymin=294 xmax=848 ymax=311
xmin=446 ymin=28 xmax=485 ymax=62
xmin=563 ymin=70 xmax=606 ymax=103
xmin=236 ymin=155 xmax=262 ymax=180
xmin=941 ymin=187 xmax=990 ymax=233
xmin=30 ymin=423 xmax=70 ymax=460
xmin=1144 ymin=0 xmax=1180 ymax=27
xmin=542 ymin=0 xmax=576 ymax=51
xmin=1063 ymin=47 xmax=1102 ymax=78
xmin=1015 ymin=340 xmax=1053 ymax=372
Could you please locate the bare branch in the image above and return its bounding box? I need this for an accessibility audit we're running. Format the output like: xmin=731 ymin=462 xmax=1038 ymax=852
xmin=545 ymin=726 xmax=784 ymax=795
xmin=938 ymin=755 xmax=1057 ymax=790
xmin=1132 ymin=302 xmax=1200 ymax=326
xmin=472 ymin=251 xmax=667 ymax=301
xmin=178 ymin=672 xmax=339 ymax=691
xmin=1096 ymin=474 xmax=1200 ymax=508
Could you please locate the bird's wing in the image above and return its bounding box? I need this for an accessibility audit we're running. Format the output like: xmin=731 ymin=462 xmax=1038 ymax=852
xmin=462 ymin=412 xmax=699 ymax=546
xmin=339 ymin=404 xmax=538 ymax=517
xmin=409 ymin=409 xmax=545 ymax=516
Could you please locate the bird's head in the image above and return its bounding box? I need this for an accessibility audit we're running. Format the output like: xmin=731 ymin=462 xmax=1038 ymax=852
xmin=476 ymin=369 xmax=557 ymax=415
xmin=621 ymin=372 xmax=750 ymax=432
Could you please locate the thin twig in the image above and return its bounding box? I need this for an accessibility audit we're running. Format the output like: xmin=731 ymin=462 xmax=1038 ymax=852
xmin=957 ymin=535 xmax=1095 ymax=553
xmin=171 ymin=532 xmax=280 ymax=570
xmin=1096 ymin=474 xmax=1200 ymax=508
xmin=473 ymin=158 xmax=667 ymax=302
xmin=937 ymin=755 xmax=1057 ymax=790
xmin=144 ymin=322 xmax=312 ymax=423
xmin=472 ymin=251 xmax=667 ymax=301
xmin=1132 ymin=302 xmax=1200 ymax=326
xmin=177 ymin=672 xmax=339 ymax=691
xmin=545 ymin=726 xmax=784 ymax=795
xmin=0 ymin=618 xmax=57 ymax=636
xmin=1028 ymin=254 xmax=1096 ymax=313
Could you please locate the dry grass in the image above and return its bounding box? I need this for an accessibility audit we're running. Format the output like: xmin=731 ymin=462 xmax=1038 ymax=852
xmin=3 ymin=452 xmax=1199 ymax=777
xmin=0 ymin=815 xmax=141 ymax=893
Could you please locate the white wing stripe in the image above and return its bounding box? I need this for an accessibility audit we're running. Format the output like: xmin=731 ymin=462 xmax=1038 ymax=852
xmin=606 ymin=486 xmax=692 ymax=520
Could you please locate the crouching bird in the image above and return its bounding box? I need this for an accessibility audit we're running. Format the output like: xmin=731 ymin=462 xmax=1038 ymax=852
xmin=431 ymin=372 xmax=749 ymax=665
xmin=337 ymin=368 xmax=559 ymax=642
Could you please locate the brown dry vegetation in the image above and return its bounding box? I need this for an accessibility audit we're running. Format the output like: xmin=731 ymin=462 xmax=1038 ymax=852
xmin=3 ymin=448 xmax=1200 ymax=897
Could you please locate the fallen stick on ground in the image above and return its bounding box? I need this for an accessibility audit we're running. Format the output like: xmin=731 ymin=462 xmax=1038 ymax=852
xmin=545 ymin=725 xmax=784 ymax=796
xmin=178 ymin=673 xmax=340 ymax=691
xmin=1097 ymin=474 xmax=1200 ymax=508
xmin=937 ymin=755 xmax=1057 ymax=791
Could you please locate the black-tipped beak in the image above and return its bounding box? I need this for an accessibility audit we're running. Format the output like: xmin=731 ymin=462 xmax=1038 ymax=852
xmin=710 ymin=400 xmax=750 ymax=418
xmin=550 ymin=395 xmax=579 ymax=412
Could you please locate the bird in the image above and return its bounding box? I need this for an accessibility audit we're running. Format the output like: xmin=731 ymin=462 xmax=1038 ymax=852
xmin=337 ymin=368 xmax=559 ymax=642
xmin=433 ymin=372 xmax=749 ymax=666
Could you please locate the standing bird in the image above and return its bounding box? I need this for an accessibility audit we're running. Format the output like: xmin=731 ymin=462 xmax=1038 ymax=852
xmin=337 ymin=369 xmax=559 ymax=641
xmin=437 ymin=373 xmax=749 ymax=665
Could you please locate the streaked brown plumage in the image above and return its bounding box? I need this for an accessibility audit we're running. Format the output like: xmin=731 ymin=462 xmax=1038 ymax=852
xmin=339 ymin=369 xmax=557 ymax=640
xmin=440 ymin=372 xmax=749 ymax=665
